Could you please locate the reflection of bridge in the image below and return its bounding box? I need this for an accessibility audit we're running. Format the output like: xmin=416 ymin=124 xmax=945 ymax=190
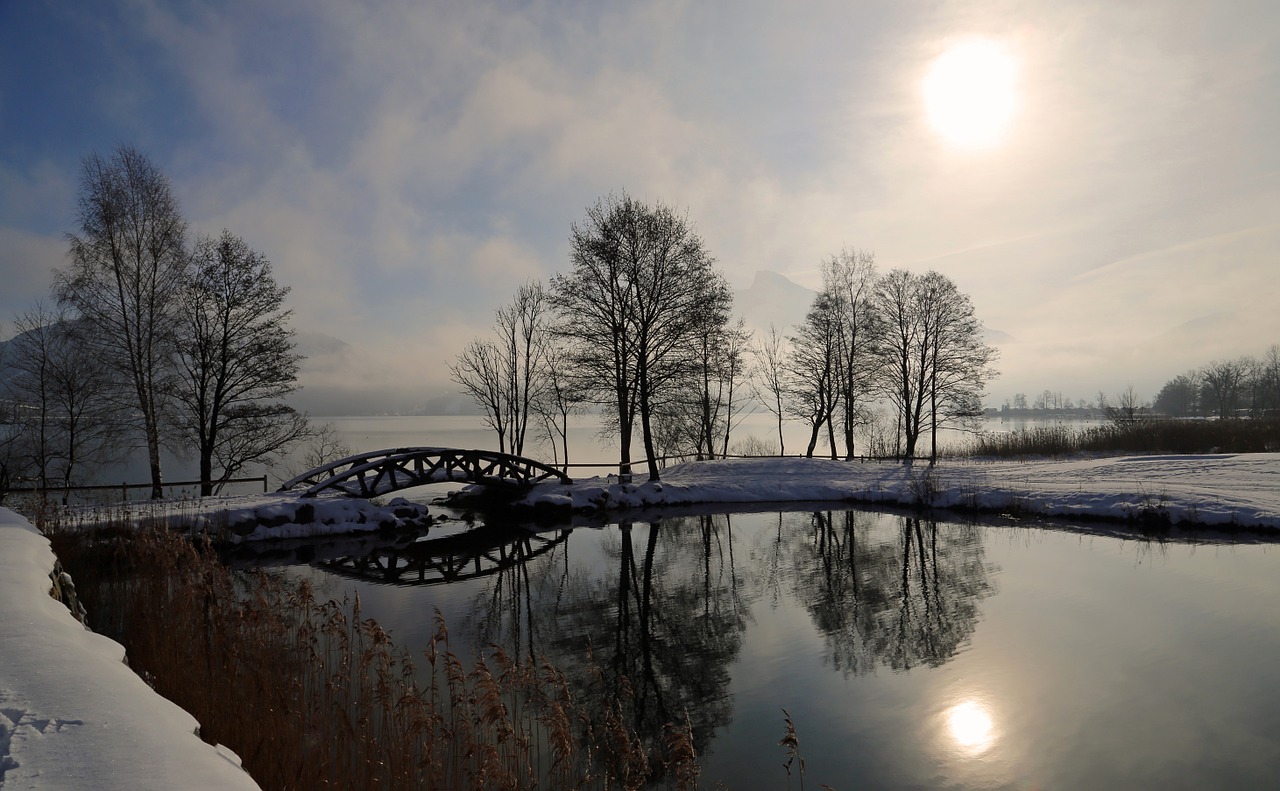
xmin=316 ymin=525 xmax=571 ymax=587
xmin=278 ymin=447 xmax=572 ymax=498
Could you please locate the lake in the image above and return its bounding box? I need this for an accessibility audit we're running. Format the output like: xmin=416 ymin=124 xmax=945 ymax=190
xmin=238 ymin=504 xmax=1280 ymax=790
xmin=100 ymin=411 xmax=1094 ymax=496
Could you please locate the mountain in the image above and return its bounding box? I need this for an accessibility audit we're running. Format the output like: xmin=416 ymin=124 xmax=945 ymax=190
xmin=733 ymin=270 xmax=816 ymax=334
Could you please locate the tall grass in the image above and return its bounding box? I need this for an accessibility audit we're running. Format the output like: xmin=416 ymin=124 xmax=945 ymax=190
xmin=44 ymin=520 xmax=702 ymax=791
xmin=950 ymin=417 xmax=1280 ymax=459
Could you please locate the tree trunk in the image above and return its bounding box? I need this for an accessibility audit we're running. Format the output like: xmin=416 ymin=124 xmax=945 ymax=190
xmin=805 ymin=417 xmax=823 ymax=458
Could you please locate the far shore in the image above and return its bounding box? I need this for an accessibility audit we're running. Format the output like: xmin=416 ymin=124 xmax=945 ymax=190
xmin=27 ymin=452 xmax=1280 ymax=541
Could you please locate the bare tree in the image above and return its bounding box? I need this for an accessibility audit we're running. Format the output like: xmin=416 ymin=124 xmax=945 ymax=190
xmin=532 ymin=339 xmax=584 ymax=470
xmin=1251 ymin=345 xmax=1280 ymax=418
xmin=678 ymin=316 xmax=750 ymax=459
xmin=717 ymin=319 xmax=752 ymax=457
xmin=1154 ymin=372 xmax=1201 ymax=417
xmin=56 ymin=145 xmax=188 ymax=498
xmin=451 ymin=339 xmax=510 ymax=452
xmin=551 ymin=195 xmax=642 ymax=476
xmin=874 ymin=269 xmax=927 ymax=460
xmin=1201 ymin=357 xmax=1249 ymax=419
xmin=750 ymin=324 xmax=789 ymax=456
xmin=874 ymin=269 xmax=996 ymax=462
xmin=173 ymin=231 xmax=309 ymax=495
xmin=551 ymin=194 xmax=732 ymax=481
xmin=1104 ymin=385 xmax=1146 ymax=425
xmin=494 ymin=282 xmax=553 ymax=457
xmin=822 ymin=248 xmax=880 ymax=459
xmin=294 ymin=422 xmax=353 ymax=475
xmin=787 ymin=293 xmax=841 ymax=458
xmin=919 ymin=272 xmax=998 ymax=463
xmin=452 ymin=282 xmax=553 ymax=457
xmin=2 ymin=303 xmax=124 ymax=499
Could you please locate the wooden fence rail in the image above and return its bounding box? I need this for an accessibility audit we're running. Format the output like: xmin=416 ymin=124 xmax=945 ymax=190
xmin=3 ymin=475 xmax=269 ymax=500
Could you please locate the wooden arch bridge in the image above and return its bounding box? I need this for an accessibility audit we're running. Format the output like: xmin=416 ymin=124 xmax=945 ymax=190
xmin=278 ymin=447 xmax=572 ymax=498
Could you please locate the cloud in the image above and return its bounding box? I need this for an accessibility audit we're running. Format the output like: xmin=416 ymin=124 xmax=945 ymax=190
xmin=0 ymin=227 xmax=66 ymax=331
xmin=4 ymin=0 xmax=1278 ymax=411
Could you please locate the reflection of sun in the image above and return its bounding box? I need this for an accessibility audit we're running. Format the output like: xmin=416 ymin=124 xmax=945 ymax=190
xmin=922 ymin=38 xmax=1018 ymax=149
xmin=946 ymin=700 xmax=996 ymax=755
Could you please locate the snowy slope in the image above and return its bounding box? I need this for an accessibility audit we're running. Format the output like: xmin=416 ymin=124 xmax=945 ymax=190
xmin=0 ymin=509 xmax=261 ymax=791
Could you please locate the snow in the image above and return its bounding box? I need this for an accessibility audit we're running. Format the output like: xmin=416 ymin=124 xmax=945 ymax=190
xmin=514 ymin=453 xmax=1280 ymax=530
xmin=0 ymin=509 xmax=261 ymax=790
xmin=3 ymin=452 xmax=1277 ymax=786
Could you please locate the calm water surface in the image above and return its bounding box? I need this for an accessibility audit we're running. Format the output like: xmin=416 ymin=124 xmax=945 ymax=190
xmin=241 ymin=507 xmax=1280 ymax=790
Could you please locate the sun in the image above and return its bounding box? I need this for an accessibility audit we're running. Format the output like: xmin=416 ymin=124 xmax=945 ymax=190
xmin=922 ymin=38 xmax=1018 ymax=149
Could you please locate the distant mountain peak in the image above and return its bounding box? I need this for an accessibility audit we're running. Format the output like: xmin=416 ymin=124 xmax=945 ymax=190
xmin=735 ymin=270 xmax=815 ymax=333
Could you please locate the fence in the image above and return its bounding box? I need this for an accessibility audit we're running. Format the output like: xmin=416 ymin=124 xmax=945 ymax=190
xmin=2 ymin=475 xmax=269 ymax=503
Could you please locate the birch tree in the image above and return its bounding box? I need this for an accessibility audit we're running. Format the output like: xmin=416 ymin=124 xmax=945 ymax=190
xmin=56 ymin=145 xmax=187 ymax=498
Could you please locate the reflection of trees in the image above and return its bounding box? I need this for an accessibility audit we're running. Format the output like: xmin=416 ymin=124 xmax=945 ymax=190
xmin=468 ymin=514 xmax=750 ymax=758
xmin=789 ymin=511 xmax=994 ymax=675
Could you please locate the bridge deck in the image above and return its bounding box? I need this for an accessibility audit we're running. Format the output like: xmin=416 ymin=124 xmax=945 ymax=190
xmin=279 ymin=446 xmax=572 ymax=498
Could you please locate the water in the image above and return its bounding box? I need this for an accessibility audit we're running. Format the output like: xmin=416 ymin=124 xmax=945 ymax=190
xmin=98 ymin=411 xmax=1065 ymax=496
xmin=240 ymin=508 xmax=1280 ymax=790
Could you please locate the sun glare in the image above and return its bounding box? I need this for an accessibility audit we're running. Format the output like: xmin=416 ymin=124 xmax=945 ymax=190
xmin=945 ymin=700 xmax=996 ymax=755
xmin=922 ymin=38 xmax=1018 ymax=149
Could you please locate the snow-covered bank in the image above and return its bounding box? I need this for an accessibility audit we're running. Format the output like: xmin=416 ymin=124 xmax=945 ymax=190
xmin=0 ymin=508 xmax=261 ymax=790
xmin=47 ymin=452 xmax=1280 ymax=541
xmin=514 ymin=453 xmax=1280 ymax=530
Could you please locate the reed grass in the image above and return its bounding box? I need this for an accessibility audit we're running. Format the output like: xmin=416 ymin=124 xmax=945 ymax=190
xmin=43 ymin=518 xmax=704 ymax=790
xmin=950 ymin=417 xmax=1280 ymax=459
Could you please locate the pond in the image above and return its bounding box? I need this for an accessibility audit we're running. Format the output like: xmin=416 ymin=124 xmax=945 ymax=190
xmin=232 ymin=505 xmax=1280 ymax=790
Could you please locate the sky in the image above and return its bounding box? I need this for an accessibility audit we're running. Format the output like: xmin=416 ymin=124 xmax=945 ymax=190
xmin=1 ymin=0 xmax=1277 ymax=414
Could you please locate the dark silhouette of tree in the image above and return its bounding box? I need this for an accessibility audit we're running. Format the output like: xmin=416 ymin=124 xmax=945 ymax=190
xmin=874 ymin=269 xmax=996 ymax=461
xmin=1251 ymin=345 xmax=1280 ymax=417
xmin=551 ymin=194 xmax=732 ymax=480
xmin=174 ymin=230 xmax=309 ymax=495
xmin=750 ymin=324 xmax=790 ymax=455
xmin=1 ymin=303 xmax=122 ymax=501
xmin=1101 ymin=385 xmax=1147 ymax=425
xmin=532 ymin=339 xmax=584 ymax=470
xmin=452 ymin=282 xmax=554 ymax=457
xmin=822 ymin=248 xmax=881 ymax=459
xmin=918 ymin=271 xmax=998 ymax=462
xmin=57 ymin=145 xmax=188 ymax=498
xmin=1201 ymin=357 xmax=1250 ymax=419
xmin=875 ymin=269 xmax=928 ymax=459
xmin=787 ymin=293 xmax=841 ymax=458
xmin=1154 ymin=373 xmax=1201 ymax=417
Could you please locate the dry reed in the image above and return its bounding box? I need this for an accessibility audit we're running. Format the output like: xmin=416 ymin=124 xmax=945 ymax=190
xmin=42 ymin=518 xmax=708 ymax=790
xmin=950 ymin=417 xmax=1280 ymax=459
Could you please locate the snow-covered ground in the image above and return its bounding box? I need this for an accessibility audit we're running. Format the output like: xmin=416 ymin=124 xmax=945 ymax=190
xmin=518 ymin=453 xmax=1280 ymax=530
xmin=77 ymin=452 xmax=1280 ymax=539
xmin=3 ymin=452 xmax=1277 ymax=787
xmin=0 ymin=509 xmax=261 ymax=790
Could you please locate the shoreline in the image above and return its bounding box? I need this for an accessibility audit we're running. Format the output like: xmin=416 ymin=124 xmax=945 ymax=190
xmin=26 ymin=452 xmax=1280 ymax=542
